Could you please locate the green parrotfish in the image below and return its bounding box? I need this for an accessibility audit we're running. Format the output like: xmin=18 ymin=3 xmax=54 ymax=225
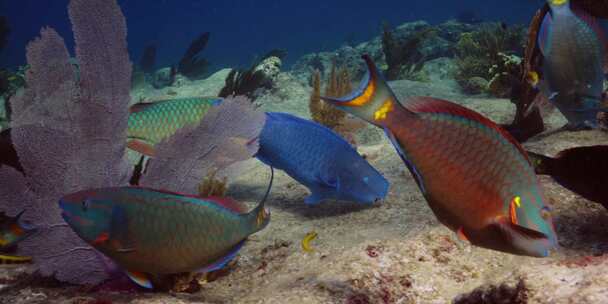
xmin=0 ymin=211 xmax=36 ymax=264
xmin=59 ymin=183 xmax=270 ymax=288
xmin=537 ymin=0 xmax=608 ymax=129
xmin=322 ymin=55 xmax=558 ymax=257
xmin=127 ymin=97 xmax=222 ymax=156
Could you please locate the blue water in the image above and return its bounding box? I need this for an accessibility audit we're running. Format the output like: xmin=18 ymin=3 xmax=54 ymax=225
xmin=2 ymin=0 xmax=543 ymax=71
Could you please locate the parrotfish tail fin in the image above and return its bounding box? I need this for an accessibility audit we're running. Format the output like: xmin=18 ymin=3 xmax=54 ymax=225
xmin=495 ymin=216 xmax=554 ymax=257
xmin=196 ymin=240 xmax=245 ymax=273
xmin=526 ymin=150 xmax=555 ymax=175
xmin=126 ymin=270 xmax=153 ymax=289
xmin=320 ymin=54 xmax=413 ymax=127
xmin=249 ymin=166 xmax=273 ymax=231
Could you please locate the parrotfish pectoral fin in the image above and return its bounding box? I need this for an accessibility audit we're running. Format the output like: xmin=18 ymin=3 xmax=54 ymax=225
xmin=127 ymin=139 xmax=156 ymax=157
xmin=195 ymin=240 xmax=246 ymax=273
xmin=383 ymin=127 xmax=426 ymax=194
xmin=456 ymin=227 xmax=469 ymax=242
xmin=320 ymin=55 xmax=409 ymax=127
xmin=125 ymin=270 xmax=153 ymax=289
xmin=129 ymin=102 xmax=155 ymax=114
xmin=110 ymin=206 xmax=137 ymax=252
xmin=304 ymin=188 xmax=335 ymax=205
xmin=494 ymin=216 xmax=552 ymax=257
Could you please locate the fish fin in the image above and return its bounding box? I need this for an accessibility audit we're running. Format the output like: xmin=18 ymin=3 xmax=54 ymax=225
xmin=110 ymin=206 xmax=137 ymax=252
xmin=383 ymin=127 xmax=426 ymax=194
xmin=129 ymin=102 xmax=155 ymax=114
xmin=524 ymin=92 xmax=555 ymax=118
xmin=537 ymin=10 xmax=552 ymax=55
xmin=125 ymin=270 xmax=153 ymax=289
xmin=320 ymin=55 xmax=413 ymax=127
xmin=456 ymin=227 xmax=469 ymax=242
xmin=0 ymin=254 xmax=32 ymax=264
xmin=205 ymin=196 xmax=248 ymax=214
xmin=494 ymin=216 xmax=552 ymax=257
xmin=405 ymin=96 xmax=531 ymax=165
xmin=195 ymin=240 xmax=245 ymax=273
xmin=127 ymin=139 xmax=156 ymax=157
xmin=304 ymin=188 xmax=334 ymax=205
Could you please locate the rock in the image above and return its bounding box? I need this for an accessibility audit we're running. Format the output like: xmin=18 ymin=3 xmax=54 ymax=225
xmin=420 ymin=57 xmax=458 ymax=83
xmin=462 ymin=76 xmax=489 ymax=95
xmin=151 ymin=67 xmax=175 ymax=89
xmin=255 ymin=56 xmax=282 ymax=84
xmin=255 ymin=72 xmax=311 ymax=115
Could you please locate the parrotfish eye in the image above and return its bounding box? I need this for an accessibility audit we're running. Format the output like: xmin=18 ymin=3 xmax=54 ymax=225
xmin=81 ymin=199 xmax=90 ymax=212
xmin=363 ymin=176 xmax=369 ymax=184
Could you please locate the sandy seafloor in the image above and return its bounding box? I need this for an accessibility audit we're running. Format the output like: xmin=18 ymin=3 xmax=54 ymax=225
xmin=1 ymin=73 xmax=607 ymax=304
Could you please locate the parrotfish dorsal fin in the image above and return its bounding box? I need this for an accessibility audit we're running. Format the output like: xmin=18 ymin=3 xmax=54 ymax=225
xmin=205 ymin=196 xmax=248 ymax=214
xmin=403 ymin=97 xmax=532 ymax=165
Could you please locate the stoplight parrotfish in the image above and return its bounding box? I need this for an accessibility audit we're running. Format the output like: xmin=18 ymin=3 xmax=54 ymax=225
xmin=536 ymin=0 xmax=608 ymax=129
xmin=127 ymin=97 xmax=222 ymax=156
xmin=528 ymin=145 xmax=608 ymax=210
xmin=59 ymin=168 xmax=273 ymax=289
xmin=322 ymin=55 xmax=557 ymax=257
xmin=256 ymin=112 xmax=389 ymax=205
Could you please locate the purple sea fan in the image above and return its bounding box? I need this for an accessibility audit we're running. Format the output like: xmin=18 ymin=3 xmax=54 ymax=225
xmin=140 ymin=95 xmax=266 ymax=194
xmin=0 ymin=0 xmax=132 ymax=285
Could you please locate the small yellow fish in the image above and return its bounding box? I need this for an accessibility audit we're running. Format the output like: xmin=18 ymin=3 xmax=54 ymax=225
xmin=301 ymin=231 xmax=318 ymax=253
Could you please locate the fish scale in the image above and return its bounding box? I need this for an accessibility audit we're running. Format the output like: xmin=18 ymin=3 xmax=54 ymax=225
xmin=60 ymin=186 xmax=269 ymax=279
xmin=323 ymin=55 xmax=557 ymax=257
xmin=127 ymin=97 xmax=221 ymax=145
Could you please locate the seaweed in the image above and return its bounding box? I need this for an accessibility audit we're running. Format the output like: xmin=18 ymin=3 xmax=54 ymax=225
xmin=381 ymin=22 xmax=436 ymax=81
xmin=177 ymin=32 xmax=210 ymax=80
xmin=454 ymin=23 xmax=525 ymax=96
xmin=218 ymin=51 xmax=281 ymax=100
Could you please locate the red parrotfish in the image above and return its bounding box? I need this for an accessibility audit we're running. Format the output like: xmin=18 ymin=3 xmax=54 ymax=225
xmin=528 ymin=145 xmax=608 ymax=210
xmin=59 ymin=182 xmax=271 ymax=288
xmin=322 ymin=55 xmax=557 ymax=257
xmin=127 ymin=97 xmax=222 ymax=156
xmin=536 ymin=0 xmax=608 ymax=129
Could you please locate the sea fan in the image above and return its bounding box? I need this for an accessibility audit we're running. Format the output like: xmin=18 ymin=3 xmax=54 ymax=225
xmin=0 ymin=0 xmax=131 ymax=285
xmin=140 ymin=95 xmax=265 ymax=194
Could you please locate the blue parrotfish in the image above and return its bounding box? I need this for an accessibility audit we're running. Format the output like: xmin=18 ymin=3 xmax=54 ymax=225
xmin=322 ymin=55 xmax=557 ymax=257
xmin=59 ymin=184 xmax=271 ymax=289
xmin=537 ymin=0 xmax=608 ymax=128
xmin=255 ymin=112 xmax=389 ymax=205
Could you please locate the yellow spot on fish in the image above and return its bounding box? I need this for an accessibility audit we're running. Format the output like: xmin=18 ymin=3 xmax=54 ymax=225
xmin=550 ymin=0 xmax=567 ymax=6
xmin=344 ymin=75 xmax=376 ymax=106
xmin=0 ymin=238 xmax=7 ymax=246
xmin=301 ymin=231 xmax=318 ymax=253
xmin=527 ymin=71 xmax=539 ymax=86
xmin=514 ymin=196 xmax=521 ymax=208
xmin=374 ymin=99 xmax=394 ymax=121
